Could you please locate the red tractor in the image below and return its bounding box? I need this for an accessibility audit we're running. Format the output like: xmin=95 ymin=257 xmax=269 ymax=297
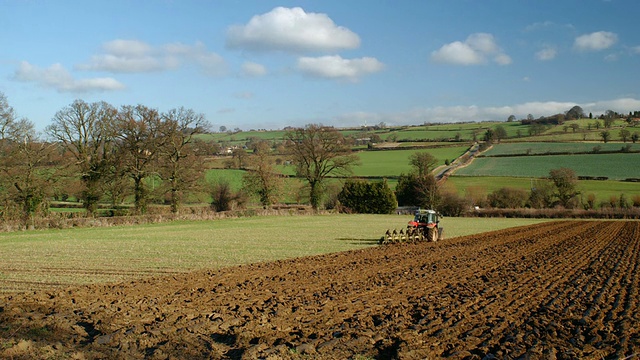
xmin=407 ymin=209 xmax=442 ymax=242
xmin=380 ymin=209 xmax=443 ymax=244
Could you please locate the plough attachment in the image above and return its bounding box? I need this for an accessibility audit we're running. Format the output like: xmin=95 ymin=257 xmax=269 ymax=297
xmin=380 ymin=227 xmax=427 ymax=244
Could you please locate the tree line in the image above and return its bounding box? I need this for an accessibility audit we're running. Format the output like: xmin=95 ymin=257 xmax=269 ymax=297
xmin=0 ymin=93 xmax=368 ymax=228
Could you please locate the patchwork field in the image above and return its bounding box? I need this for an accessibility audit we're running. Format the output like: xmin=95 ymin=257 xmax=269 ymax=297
xmin=454 ymin=152 xmax=640 ymax=180
xmin=1 ymin=220 xmax=638 ymax=359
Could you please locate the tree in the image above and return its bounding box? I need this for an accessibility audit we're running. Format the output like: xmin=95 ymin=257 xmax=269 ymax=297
xmin=487 ymin=187 xmax=528 ymax=208
xmin=483 ymin=128 xmax=495 ymax=142
xmin=114 ymin=105 xmax=165 ymax=214
xmin=0 ymin=118 xmax=56 ymax=227
xmin=600 ymin=130 xmax=611 ymax=143
xmin=209 ymin=179 xmax=245 ymax=212
xmin=159 ymin=107 xmax=209 ymax=213
xmin=632 ymin=132 xmax=640 ymax=143
xmin=0 ymin=92 xmax=16 ymax=139
xmin=566 ymin=105 xmax=584 ymax=120
xmin=507 ymin=115 xmax=516 ymax=122
xmin=242 ymin=141 xmax=283 ymax=207
xmin=337 ymin=179 xmax=397 ymax=214
xmin=494 ymin=125 xmax=507 ymax=142
xmin=285 ymin=124 xmax=359 ymax=210
xmin=47 ymin=100 xmax=117 ymax=214
xmin=408 ymin=151 xmax=438 ymax=177
xmin=549 ymin=168 xmax=579 ymax=208
xmin=619 ymin=128 xmax=631 ymax=143
xmin=570 ymin=123 xmax=579 ymax=133
xmin=528 ymin=180 xmax=555 ymax=209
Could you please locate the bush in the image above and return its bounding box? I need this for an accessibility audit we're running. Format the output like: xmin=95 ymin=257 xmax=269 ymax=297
xmin=337 ymin=179 xmax=397 ymax=214
xmin=209 ymin=180 xmax=246 ymax=212
xmin=438 ymin=191 xmax=468 ymax=216
xmin=488 ymin=187 xmax=528 ymax=209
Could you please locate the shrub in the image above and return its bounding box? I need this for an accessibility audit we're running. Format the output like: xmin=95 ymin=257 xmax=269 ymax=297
xmin=337 ymin=179 xmax=397 ymax=214
xmin=209 ymin=180 xmax=246 ymax=212
xmin=488 ymin=187 xmax=528 ymax=209
xmin=439 ymin=191 xmax=468 ymax=216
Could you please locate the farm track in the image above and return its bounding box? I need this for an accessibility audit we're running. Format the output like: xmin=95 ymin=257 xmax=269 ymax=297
xmin=1 ymin=220 xmax=639 ymax=359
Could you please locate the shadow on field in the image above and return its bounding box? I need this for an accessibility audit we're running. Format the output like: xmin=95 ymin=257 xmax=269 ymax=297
xmin=337 ymin=237 xmax=381 ymax=245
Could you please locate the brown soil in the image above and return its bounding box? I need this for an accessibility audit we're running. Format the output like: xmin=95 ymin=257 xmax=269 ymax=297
xmin=1 ymin=220 xmax=639 ymax=359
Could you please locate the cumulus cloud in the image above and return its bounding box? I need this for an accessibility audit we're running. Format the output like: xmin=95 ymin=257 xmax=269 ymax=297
xmin=296 ymin=55 xmax=384 ymax=81
xmin=241 ymin=62 xmax=267 ymax=77
xmin=536 ymin=46 xmax=557 ymax=60
xmin=226 ymin=7 xmax=360 ymax=53
xmin=77 ymin=39 xmax=226 ymax=75
xmin=12 ymin=61 xmax=125 ymax=93
xmin=431 ymin=33 xmax=511 ymax=66
xmin=574 ymin=31 xmax=618 ymax=52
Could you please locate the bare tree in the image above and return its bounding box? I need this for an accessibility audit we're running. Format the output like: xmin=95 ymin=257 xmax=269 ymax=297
xmin=409 ymin=151 xmax=438 ymax=177
xmin=0 ymin=92 xmax=16 ymax=139
xmin=159 ymin=107 xmax=209 ymax=213
xmin=285 ymin=124 xmax=359 ymax=210
xmin=47 ymin=100 xmax=117 ymax=214
xmin=242 ymin=141 xmax=283 ymax=207
xmin=114 ymin=105 xmax=165 ymax=214
xmin=0 ymin=118 xmax=56 ymax=227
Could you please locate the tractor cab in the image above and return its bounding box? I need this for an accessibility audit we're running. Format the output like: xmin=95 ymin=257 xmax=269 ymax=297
xmin=408 ymin=209 xmax=439 ymax=229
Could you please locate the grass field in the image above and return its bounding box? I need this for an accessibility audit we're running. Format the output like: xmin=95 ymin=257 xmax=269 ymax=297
xmin=354 ymin=146 xmax=469 ymax=177
xmin=0 ymin=215 xmax=549 ymax=293
xmin=455 ymin=152 xmax=640 ymax=180
xmin=484 ymin=142 xmax=640 ymax=156
xmin=445 ymin=176 xmax=640 ymax=205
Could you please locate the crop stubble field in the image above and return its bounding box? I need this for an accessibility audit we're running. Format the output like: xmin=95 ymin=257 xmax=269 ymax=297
xmin=1 ymin=220 xmax=639 ymax=359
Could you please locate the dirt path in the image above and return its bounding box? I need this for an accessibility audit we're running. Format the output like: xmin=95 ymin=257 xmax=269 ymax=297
xmin=1 ymin=221 xmax=639 ymax=359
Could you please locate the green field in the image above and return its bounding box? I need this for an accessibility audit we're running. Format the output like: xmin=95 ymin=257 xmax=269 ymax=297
xmin=354 ymin=146 xmax=469 ymax=177
xmin=0 ymin=215 xmax=550 ymax=293
xmin=484 ymin=142 xmax=640 ymax=156
xmin=446 ymin=176 xmax=640 ymax=205
xmin=455 ymin=153 xmax=640 ymax=180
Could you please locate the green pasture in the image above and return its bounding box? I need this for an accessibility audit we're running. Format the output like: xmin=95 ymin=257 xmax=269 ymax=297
xmin=0 ymin=215 xmax=550 ymax=293
xmin=446 ymin=176 xmax=640 ymax=205
xmin=455 ymin=153 xmax=640 ymax=180
xmin=353 ymin=146 xmax=469 ymax=177
xmin=484 ymin=142 xmax=640 ymax=156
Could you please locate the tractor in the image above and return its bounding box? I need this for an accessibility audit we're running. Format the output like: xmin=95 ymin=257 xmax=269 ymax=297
xmin=407 ymin=209 xmax=442 ymax=242
xmin=380 ymin=209 xmax=443 ymax=244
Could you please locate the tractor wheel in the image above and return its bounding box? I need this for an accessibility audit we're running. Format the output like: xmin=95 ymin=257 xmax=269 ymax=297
xmin=428 ymin=227 xmax=438 ymax=242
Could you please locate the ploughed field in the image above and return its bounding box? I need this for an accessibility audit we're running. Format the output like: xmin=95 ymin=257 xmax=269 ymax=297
xmin=1 ymin=220 xmax=639 ymax=359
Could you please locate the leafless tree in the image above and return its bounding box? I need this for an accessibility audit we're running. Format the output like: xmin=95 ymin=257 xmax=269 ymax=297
xmin=243 ymin=141 xmax=283 ymax=207
xmin=114 ymin=105 xmax=165 ymax=214
xmin=47 ymin=100 xmax=117 ymax=214
xmin=285 ymin=124 xmax=359 ymax=210
xmin=159 ymin=107 xmax=210 ymax=213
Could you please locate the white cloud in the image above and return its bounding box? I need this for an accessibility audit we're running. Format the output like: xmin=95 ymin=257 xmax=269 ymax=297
xmin=431 ymin=33 xmax=511 ymax=66
xmin=296 ymin=55 xmax=384 ymax=81
xmin=327 ymin=98 xmax=640 ymax=128
xmin=12 ymin=61 xmax=125 ymax=93
xmin=77 ymin=40 xmax=226 ymax=75
xmin=241 ymin=62 xmax=267 ymax=77
xmin=226 ymin=7 xmax=360 ymax=53
xmin=631 ymin=46 xmax=640 ymax=54
xmin=536 ymin=46 xmax=557 ymax=61
xmin=574 ymin=31 xmax=618 ymax=52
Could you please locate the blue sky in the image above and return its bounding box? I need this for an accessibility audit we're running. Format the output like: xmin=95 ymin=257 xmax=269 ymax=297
xmin=2 ymin=0 xmax=640 ymax=131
